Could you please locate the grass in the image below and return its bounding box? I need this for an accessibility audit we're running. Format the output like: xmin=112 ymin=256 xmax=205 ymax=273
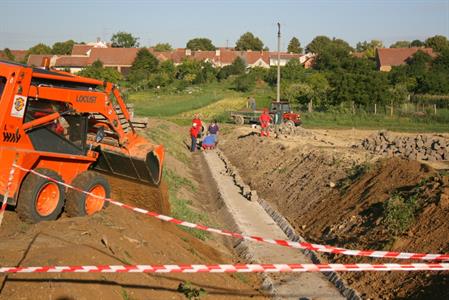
xmin=128 ymin=82 xmax=236 ymax=117
xmin=129 ymin=80 xmax=448 ymax=133
xmin=163 ymin=165 xmax=209 ymax=241
xmin=177 ymin=282 xmax=207 ymax=300
xmin=302 ymin=111 xmax=449 ymax=133
xmin=145 ymin=123 xmax=190 ymax=164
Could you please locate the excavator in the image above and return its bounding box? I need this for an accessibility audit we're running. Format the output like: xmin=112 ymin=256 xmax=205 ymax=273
xmin=0 ymin=60 xmax=164 ymax=223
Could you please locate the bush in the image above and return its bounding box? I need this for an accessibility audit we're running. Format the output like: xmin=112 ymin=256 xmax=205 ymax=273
xmin=233 ymin=74 xmax=255 ymax=92
xmin=383 ymin=194 xmax=417 ymax=235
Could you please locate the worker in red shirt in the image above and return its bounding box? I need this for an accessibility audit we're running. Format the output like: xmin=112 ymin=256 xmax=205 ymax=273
xmin=192 ymin=113 xmax=203 ymax=138
xmin=259 ymin=108 xmax=272 ymax=137
xmin=190 ymin=123 xmax=199 ymax=152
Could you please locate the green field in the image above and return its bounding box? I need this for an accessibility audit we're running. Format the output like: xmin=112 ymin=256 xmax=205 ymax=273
xmin=128 ymin=83 xmax=240 ymax=117
xmin=302 ymin=111 xmax=449 ymax=133
xmin=128 ymin=83 xmax=448 ymax=133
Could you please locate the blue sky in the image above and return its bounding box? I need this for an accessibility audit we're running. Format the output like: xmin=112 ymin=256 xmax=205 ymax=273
xmin=0 ymin=0 xmax=448 ymax=50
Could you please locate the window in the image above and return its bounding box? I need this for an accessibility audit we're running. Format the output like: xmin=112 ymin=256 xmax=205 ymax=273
xmin=25 ymin=99 xmax=88 ymax=155
xmin=0 ymin=77 xmax=6 ymax=101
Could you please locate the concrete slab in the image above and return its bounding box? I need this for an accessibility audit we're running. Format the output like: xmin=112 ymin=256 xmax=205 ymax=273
xmin=203 ymin=150 xmax=345 ymax=300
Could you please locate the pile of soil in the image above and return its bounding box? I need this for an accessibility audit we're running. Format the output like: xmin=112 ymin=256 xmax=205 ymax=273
xmin=221 ymin=127 xmax=449 ymax=300
xmin=0 ymin=120 xmax=267 ymax=299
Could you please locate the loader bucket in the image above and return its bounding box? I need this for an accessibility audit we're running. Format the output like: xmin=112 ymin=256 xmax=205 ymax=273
xmin=92 ymin=145 xmax=164 ymax=186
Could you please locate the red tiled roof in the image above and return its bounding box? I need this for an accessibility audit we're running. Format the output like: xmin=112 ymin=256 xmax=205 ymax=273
xmin=268 ymin=52 xmax=301 ymax=59
xmin=0 ymin=50 xmax=28 ymax=62
xmin=217 ymin=49 xmax=238 ymax=64
xmin=27 ymin=54 xmax=53 ymax=67
xmin=71 ymin=44 xmax=94 ymax=55
xmin=87 ymin=48 xmax=140 ymax=66
xmin=376 ymin=47 xmax=435 ymax=67
xmin=55 ymin=56 xmax=89 ymax=67
xmin=245 ymin=51 xmax=270 ymax=65
xmin=192 ymin=51 xmax=217 ymax=61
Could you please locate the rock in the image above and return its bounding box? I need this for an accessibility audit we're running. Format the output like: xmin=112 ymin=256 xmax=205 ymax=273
xmin=439 ymin=189 xmax=449 ymax=209
xmin=329 ymin=181 xmax=336 ymax=188
xmin=250 ymin=190 xmax=258 ymax=202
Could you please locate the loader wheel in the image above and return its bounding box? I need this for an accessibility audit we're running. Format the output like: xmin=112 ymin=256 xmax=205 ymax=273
xmin=17 ymin=169 xmax=65 ymax=224
xmin=65 ymin=171 xmax=110 ymax=217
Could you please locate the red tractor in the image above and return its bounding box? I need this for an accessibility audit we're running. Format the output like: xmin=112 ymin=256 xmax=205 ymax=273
xmin=230 ymin=101 xmax=301 ymax=126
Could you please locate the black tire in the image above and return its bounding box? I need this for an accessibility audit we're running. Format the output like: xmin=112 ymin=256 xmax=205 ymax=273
xmin=65 ymin=171 xmax=110 ymax=217
xmin=234 ymin=115 xmax=245 ymax=125
xmin=17 ymin=168 xmax=65 ymax=224
xmin=284 ymin=120 xmax=295 ymax=127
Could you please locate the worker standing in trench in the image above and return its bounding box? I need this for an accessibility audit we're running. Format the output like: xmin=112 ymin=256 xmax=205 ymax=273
xmin=259 ymin=108 xmax=271 ymax=137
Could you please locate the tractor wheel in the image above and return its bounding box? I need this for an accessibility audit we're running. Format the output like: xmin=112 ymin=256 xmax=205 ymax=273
xmin=65 ymin=171 xmax=110 ymax=217
xmin=17 ymin=169 xmax=65 ymax=224
xmin=284 ymin=120 xmax=295 ymax=127
xmin=234 ymin=115 xmax=245 ymax=125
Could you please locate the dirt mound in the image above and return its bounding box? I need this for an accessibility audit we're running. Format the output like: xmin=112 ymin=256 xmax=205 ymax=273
xmin=0 ymin=119 xmax=267 ymax=299
xmin=0 ymin=177 xmax=265 ymax=299
xmin=221 ymin=127 xmax=449 ymax=300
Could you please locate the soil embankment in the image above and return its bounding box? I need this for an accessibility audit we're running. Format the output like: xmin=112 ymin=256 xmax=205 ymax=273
xmin=221 ymin=126 xmax=449 ymax=300
xmin=0 ymin=121 xmax=266 ymax=299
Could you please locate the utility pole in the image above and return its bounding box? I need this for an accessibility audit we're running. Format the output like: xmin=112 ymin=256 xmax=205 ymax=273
xmin=276 ymin=22 xmax=281 ymax=103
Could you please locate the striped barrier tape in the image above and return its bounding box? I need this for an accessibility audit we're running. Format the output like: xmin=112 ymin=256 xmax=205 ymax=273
xmin=12 ymin=164 xmax=449 ymax=262
xmin=1 ymin=263 xmax=449 ymax=273
xmin=0 ymin=160 xmax=17 ymax=226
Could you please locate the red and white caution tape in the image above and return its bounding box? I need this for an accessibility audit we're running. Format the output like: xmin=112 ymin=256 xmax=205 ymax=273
xmin=0 ymin=160 xmax=17 ymax=226
xmin=1 ymin=263 xmax=449 ymax=274
xmin=12 ymin=164 xmax=449 ymax=262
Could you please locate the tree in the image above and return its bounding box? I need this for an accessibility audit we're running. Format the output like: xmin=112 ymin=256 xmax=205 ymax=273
xmin=305 ymin=36 xmax=331 ymax=54
xmin=425 ymin=35 xmax=449 ymax=52
xmin=231 ymin=57 xmax=246 ymax=75
xmin=77 ymin=60 xmax=122 ymax=83
xmin=233 ymin=74 xmax=255 ymax=92
xmin=235 ymin=32 xmax=264 ymax=51
xmin=410 ymin=39 xmax=424 ymax=47
xmin=111 ymin=31 xmax=139 ymax=48
xmin=52 ymin=40 xmax=75 ymax=55
xmin=153 ymin=43 xmax=173 ymax=52
xmin=28 ymin=43 xmax=52 ymax=55
xmin=127 ymin=48 xmax=159 ymax=83
xmin=287 ymin=37 xmax=302 ymax=54
xmin=356 ymin=40 xmax=383 ymax=58
xmin=2 ymin=48 xmax=15 ymax=61
xmin=216 ymin=57 xmax=246 ymax=81
xmin=186 ymin=38 xmax=215 ymax=51
xmin=390 ymin=40 xmax=411 ymax=48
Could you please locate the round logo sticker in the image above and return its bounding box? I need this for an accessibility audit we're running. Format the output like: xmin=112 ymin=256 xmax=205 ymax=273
xmin=14 ymin=97 xmax=25 ymax=112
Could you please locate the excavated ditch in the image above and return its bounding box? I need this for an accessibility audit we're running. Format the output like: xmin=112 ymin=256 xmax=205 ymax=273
xmin=221 ymin=129 xmax=449 ymax=300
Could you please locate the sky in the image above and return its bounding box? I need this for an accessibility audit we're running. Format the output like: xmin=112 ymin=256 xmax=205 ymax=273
xmin=0 ymin=0 xmax=448 ymax=50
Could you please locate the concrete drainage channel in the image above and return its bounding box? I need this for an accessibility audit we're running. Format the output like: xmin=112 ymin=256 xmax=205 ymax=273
xmin=203 ymin=149 xmax=361 ymax=300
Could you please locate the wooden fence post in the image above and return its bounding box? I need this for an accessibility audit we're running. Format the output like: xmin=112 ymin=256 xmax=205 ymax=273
xmin=374 ymin=103 xmax=377 ymax=115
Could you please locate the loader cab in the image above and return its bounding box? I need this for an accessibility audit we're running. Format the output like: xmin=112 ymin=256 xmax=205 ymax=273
xmin=25 ymin=99 xmax=89 ymax=156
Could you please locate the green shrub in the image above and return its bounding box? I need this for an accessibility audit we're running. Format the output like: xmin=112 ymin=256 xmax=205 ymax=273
xmin=383 ymin=194 xmax=417 ymax=235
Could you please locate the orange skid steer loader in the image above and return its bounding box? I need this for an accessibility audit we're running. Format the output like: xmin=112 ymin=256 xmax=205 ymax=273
xmin=0 ymin=60 xmax=164 ymax=223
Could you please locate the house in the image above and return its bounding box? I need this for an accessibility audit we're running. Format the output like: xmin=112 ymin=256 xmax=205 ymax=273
xmin=376 ymin=47 xmax=435 ymax=72
xmin=0 ymin=50 xmax=28 ymax=62
xmin=269 ymin=52 xmax=302 ymax=67
xmin=245 ymin=51 xmax=270 ymax=68
xmin=25 ymin=42 xmax=316 ymax=74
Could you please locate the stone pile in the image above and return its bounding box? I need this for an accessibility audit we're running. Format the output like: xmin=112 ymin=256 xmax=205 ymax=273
xmin=360 ymin=131 xmax=449 ymax=161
